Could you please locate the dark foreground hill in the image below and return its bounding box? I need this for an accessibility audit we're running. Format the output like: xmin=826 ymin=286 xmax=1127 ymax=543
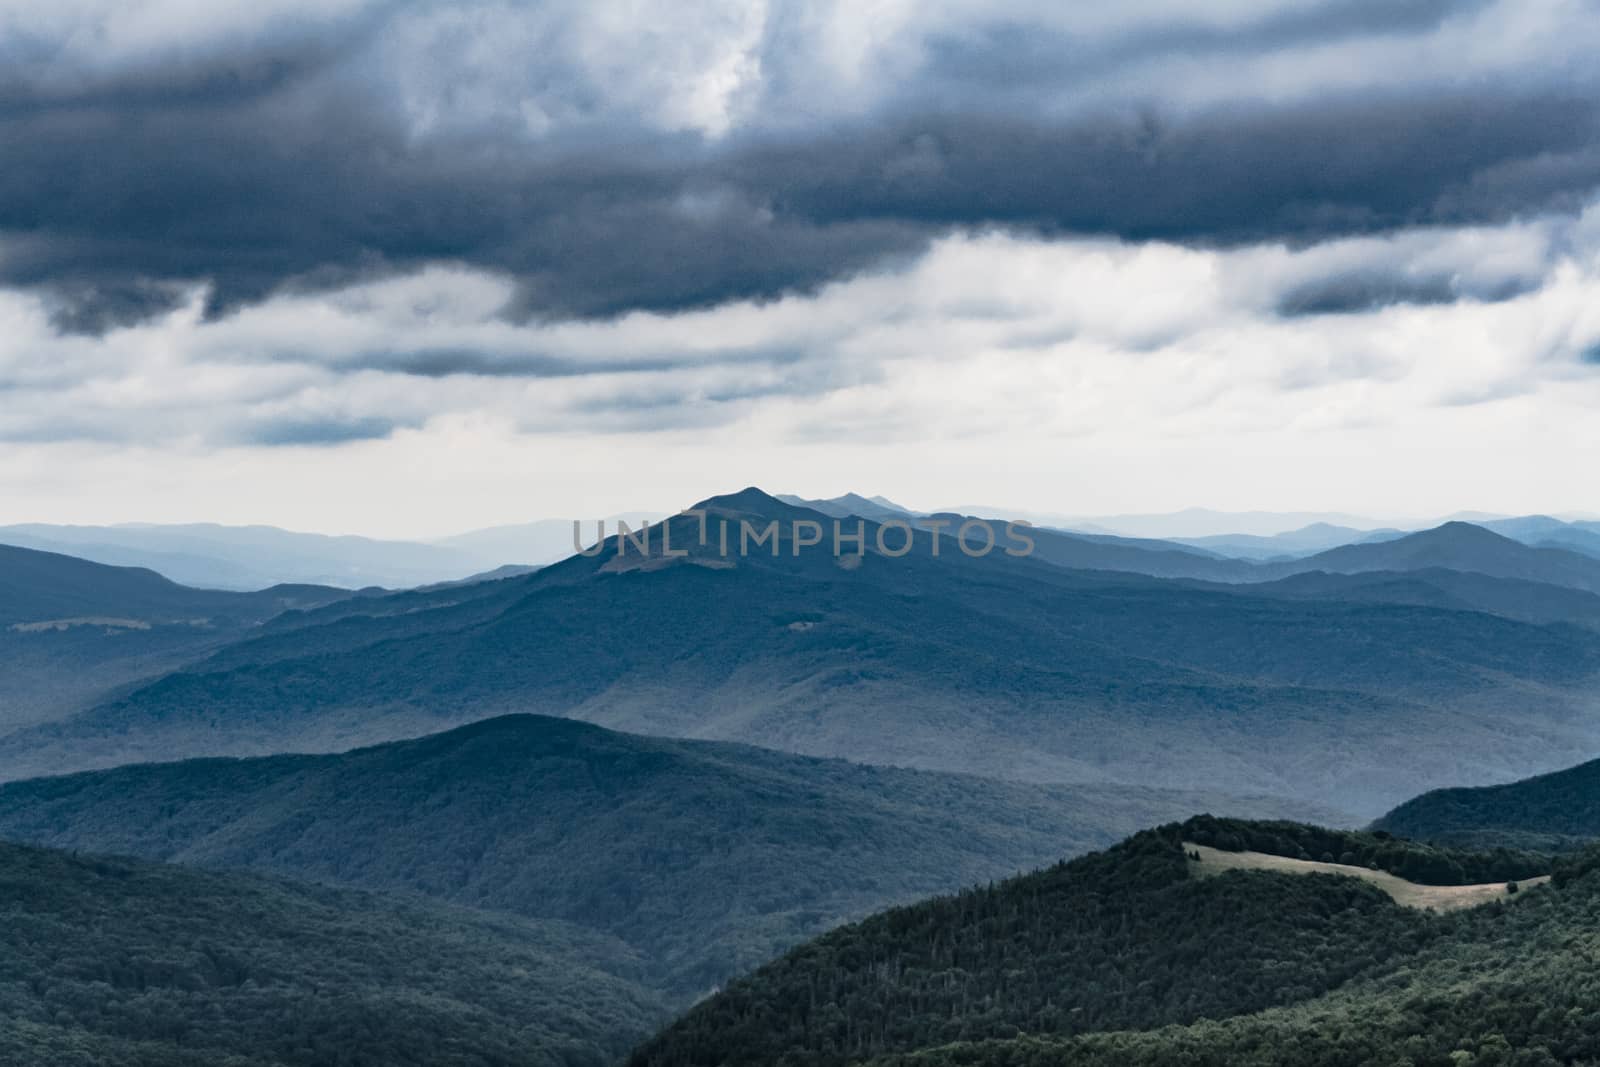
xmin=1375 ymin=755 xmax=1600 ymax=852
xmin=8 ymin=491 xmax=1600 ymax=816
xmin=0 ymin=715 xmax=1315 ymax=998
xmin=630 ymin=817 xmax=1585 ymax=1067
xmin=0 ymin=839 xmax=665 ymax=1067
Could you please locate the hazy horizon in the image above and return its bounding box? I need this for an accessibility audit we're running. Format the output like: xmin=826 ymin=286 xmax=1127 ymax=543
xmin=3 ymin=492 xmax=1598 ymax=543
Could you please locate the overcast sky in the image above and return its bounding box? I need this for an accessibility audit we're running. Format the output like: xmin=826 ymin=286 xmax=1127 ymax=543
xmin=3 ymin=0 xmax=1600 ymax=536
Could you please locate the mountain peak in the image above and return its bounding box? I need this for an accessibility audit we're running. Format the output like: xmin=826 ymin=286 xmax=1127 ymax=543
xmin=692 ymin=486 xmax=787 ymax=512
xmin=691 ymin=488 xmax=832 ymax=523
xmin=1424 ymin=521 xmax=1517 ymax=542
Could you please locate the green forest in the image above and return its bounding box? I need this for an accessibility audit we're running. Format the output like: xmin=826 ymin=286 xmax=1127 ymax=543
xmin=631 ymin=818 xmax=1579 ymax=1067
xmin=863 ymin=847 xmax=1600 ymax=1066
xmin=0 ymin=841 xmax=666 ymax=1066
xmin=1375 ymin=755 xmax=1600 ymax=853
xmin=0 ymin=713 xmax=1293 ymax=998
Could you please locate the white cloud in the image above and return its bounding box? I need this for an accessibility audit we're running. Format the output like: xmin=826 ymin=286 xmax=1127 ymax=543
xmin=4 ymin=202 xmax=1600 ymax=532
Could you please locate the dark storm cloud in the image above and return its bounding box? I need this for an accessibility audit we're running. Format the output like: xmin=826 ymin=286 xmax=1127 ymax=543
xmin=3 ymin=4 xmax=1599 ymax=333
xmin=1274 ymin=270 xmax=1540 ymax=317
xmin=36 ymin=279 xmax=194 ymax=334
xmin=0 ymin=85 xmax=927 ymax=327
xmin=744 ymin=97 xmax=1600 ymax=241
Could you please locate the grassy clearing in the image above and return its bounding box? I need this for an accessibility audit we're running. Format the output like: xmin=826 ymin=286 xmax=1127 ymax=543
xmin=1184 ymin=842 xmax=1549 ymax=911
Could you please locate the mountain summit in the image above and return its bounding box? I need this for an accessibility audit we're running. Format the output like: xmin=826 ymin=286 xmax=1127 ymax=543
xmin=1267 ymin=521 xmax=1600 ymax=592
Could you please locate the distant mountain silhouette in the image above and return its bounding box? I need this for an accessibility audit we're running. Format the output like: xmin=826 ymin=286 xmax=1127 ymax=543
xmin=0 ymin=543 xmax=355 ymax=733
xmin=0 ymin=542 xmax=350 ymax=627
xmin=1175 ymin=522 xmax=1406 ymax=560
xmin=1259 ymin=521 xmax=1600 ymax=592
xmin=1473 ymin=515 xmax=1600 ymax=559
xmin=1061 ymin=507 xmax=1391 ymax=539
xmin=8 ymin=490 xmax=1600 ymax=815
xmin=771 ymin=503 xmax=1600 ymax=590
xmin=0 ymin=521 xmax=487 ymax=590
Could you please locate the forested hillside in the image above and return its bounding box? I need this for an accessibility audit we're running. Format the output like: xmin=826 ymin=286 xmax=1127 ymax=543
xmin=0 ymin=840 xmax=665 ymax=1067
xmin=0 ymin=715 xmax=1312 ymax=996
xmin=1375 ymin=755 xmax=1600 ymax=852
xmin=629 ymin=817 xmax=1557 ymax=1066
xmin=860 ymin=848 xmax=1600 ymax=1066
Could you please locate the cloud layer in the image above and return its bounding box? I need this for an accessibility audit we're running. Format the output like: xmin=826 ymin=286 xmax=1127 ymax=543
xmin=4 ymin=0 xmax=1600 ymax=327
xmin=5 ymin=205 xmax=1600 ymax=447
xmin=3 ymin=0 xmax=1600 ymax=531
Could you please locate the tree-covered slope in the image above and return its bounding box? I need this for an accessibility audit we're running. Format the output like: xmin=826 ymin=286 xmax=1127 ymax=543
xmin=628 ymin=817 xmax=1551 ymax=1067
xmin=861 ymin=848 xmax=1600 ymax=1067
xmin=1374 ymin=755 xmax=1600 ymax=852
xmin=0 ymin=715 xmax=1304 ymax=998
xmin=0 ymin=839 xmax=665 ymax=1067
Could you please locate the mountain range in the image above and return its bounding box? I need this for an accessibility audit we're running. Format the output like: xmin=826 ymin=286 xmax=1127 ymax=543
xmin=0 ymin=515 xmax=654 ymax=591
xmin=1172 ymin=522 xmax=1406 ymax=560
xmin=1479 ymin=515 xmax=1600 ymax=558
xmin=11 ymin=498 xmax=1600 ymax=594
xmin=7 ymin=491 xmax=1600 ymax=817
xmin=0 ymin=522 xmax=479 ymax=590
